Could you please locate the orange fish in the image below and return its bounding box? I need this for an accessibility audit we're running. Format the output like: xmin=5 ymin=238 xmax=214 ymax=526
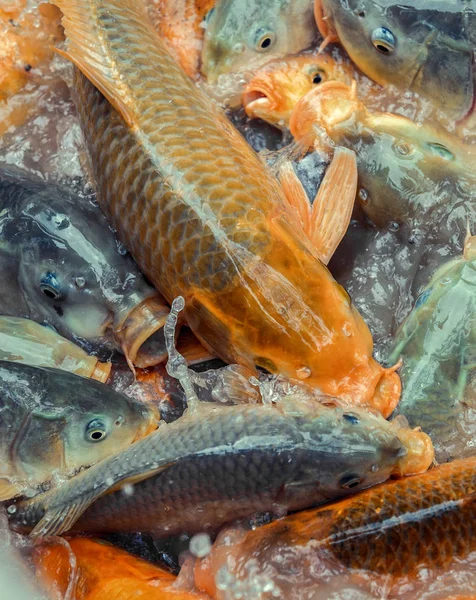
xmin=0 ymin=2 xmax=64 ymax=102
xmin=194 ymin=457 xmax=476 ymax=598
xmin=147 ymin=0 xmax=215 ymax=79
xmin=54 ymin=0 xmax=400 ymax=416
xmin=34 ymin=537 xmax=209 ymax=599
xmin=242 ymin=52 xmax=353 ymax=128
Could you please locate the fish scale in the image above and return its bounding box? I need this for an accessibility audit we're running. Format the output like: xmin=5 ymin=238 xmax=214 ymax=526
xmin=62 ymin=0 xmax=400 ymax=410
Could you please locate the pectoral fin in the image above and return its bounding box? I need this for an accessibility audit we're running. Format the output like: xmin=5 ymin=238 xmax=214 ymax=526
xmin=309 ymin=147 xmax=357 ymax=264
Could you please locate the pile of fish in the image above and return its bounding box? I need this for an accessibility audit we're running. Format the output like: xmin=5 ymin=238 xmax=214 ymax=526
xmin=0 ymin=0 xmax=475 ymax=598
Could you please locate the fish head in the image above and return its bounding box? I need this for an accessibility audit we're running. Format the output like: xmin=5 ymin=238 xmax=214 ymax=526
xmin=243 ymin=54 xmax=353 ymax=127
xmin=201 ymin=0 xmax=317 ymax=83
xmin=59 ymin=377 xmax=159 ymax=472
xmin=316 ymin=0 xmax=475 ymax=119
xmin=11 ymin=187 xmax=169 ymax=367
xmin=291 ymin=401 xmax=433 ymax=502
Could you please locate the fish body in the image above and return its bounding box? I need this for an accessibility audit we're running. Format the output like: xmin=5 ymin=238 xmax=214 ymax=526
xmin=201 ymin=0 xmax=317 ymax=82
xmin=290 ymin=82 xmax=476 ymax=230
xmin=315 ymin=0 xmax=476 ymax=121
xmin=0 ymin=316 xmax=110 ymax=382
xmin=10 ymin=398 xmax=433 ymax=537
xmin=61 ymin=0 xmax=399 ymax=414
xmin=242 ymin=52 xmax=353 ymax=128
xmin=194 ymin=456 xmax=476 ymax=597
xmin=388 ymin=236 xmax=476 ymax=461
xmin=0 ymin=360 xmax=157 ymax=500
xmin=0 ymin=166 xmax=169 ymax=367
xmin=148 ymin=0 xmax=216 ymax=79
xmin=34 ymin=537 xmax=207 ymax=600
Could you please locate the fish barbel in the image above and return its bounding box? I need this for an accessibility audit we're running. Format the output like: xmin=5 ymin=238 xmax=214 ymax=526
xmin=194 ymin=456 xmax=476 ymax=597
xmin=34 ymin=537 xmax=208 ymax=600
xmin=54 ymin=0 xmax=399 ymax=414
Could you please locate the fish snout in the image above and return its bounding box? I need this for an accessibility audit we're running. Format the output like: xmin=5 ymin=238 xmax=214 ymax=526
xmin=112 ymin=295 xmax=171 ymax=370
xmin=242 ymin=77 xmax=280 ymax=122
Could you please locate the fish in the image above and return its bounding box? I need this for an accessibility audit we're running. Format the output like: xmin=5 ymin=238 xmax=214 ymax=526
xmin=314 ymin=0 xmax=476 ymax=121
xmin=0 ymin=165 xmax=170 ymax=368
xmin=201 ymin=0 xmax=318 ymax=83
xmin=0 ymin=316 xmax=111 ymax=382
xmin=55 ymin=0 xmax=401 ymax=417
xmin=289 ymin=81 xmax=476 ymax=230
xmin=0 ymin=3 xmax=64 ymax=102
xmin=387 ymin=234 xmax=476 ymax=463
xmin=0 ymin=360 xmax=158 ymax=501
xmin=147 ymin=0 xmax=216 ymax=79
xmin=33 ymin=537 xmax=208 ymax=600
xmin=194 ymin=456 xmax=476 ymax=597
xmin=8 ymin=382 xmax=432 ymax=538
xmin=242 ymin=51 xmax=353 ymax=128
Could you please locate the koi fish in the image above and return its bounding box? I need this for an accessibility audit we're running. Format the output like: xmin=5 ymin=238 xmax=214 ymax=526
xmin=53 ymin=0 xmax=400 ymax=416
xmin=242 ymin=52 xmax=353 ymax=128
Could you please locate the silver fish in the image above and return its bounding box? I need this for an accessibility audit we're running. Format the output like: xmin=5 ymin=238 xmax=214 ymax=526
xmin=201 ymin=0 xmax=318 ymax=83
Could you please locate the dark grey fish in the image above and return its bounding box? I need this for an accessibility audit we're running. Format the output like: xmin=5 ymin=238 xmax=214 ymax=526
xmin=0 ymin=165 xmax=169 ymax=367
xmin=0 ymin=360 xmax=158 ymax=501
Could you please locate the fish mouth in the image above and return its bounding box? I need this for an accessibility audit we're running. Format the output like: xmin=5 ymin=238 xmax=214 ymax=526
xmin=392 ymin=423 xmax=434 ymax=476
xmin=242 ymin=80 xmax=282 ymax=124
xmin=113 ymin=296 xmax=171 ymax=370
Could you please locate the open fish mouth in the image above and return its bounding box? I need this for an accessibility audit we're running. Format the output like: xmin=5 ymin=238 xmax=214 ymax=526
xmin=113 ymin=296 xmax=171 ymax=370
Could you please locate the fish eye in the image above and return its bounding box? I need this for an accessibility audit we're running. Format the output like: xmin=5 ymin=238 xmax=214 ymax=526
xmin=371 ymin=27 xmax=396 ymax=54
xmin=85 ymin=419 xmax=108 ymax=442
xmin=254 ymin=29 xmax=276 ymax=52
xmin=310 ymin=69 xmax=325 ymax=85
xmin=40 ymin=273 xmax=63 ymax=300
xmin=426 ymin=142 xmax=454 ymax=161
xmin=339 ymin=474 xmax=362 ymax=489
xmin=343 ymin=413 xmax=360 ymax=424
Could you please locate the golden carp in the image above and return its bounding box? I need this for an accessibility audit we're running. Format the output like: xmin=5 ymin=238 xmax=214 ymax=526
xmin=0 ymin=316 xmax=110 ymax=382
xmin=290 ymin=81 xmax=476 ymax=229
xmin=314 ymin=0 xmax=476 ymax=121
xmin=242 ymin=52 xmax=353 ymax=128
xmin=34 ymin=537 xmax=209 ymax=600
xmin=53 ymin=0 xmax=400 ymax=416
xmin=0 ymin=2 xmax=64 ymax=102
xmin=201 ymin=0 xmax=318 ymax=83
xmin=194 ymin=457 xmax=476 ymax=598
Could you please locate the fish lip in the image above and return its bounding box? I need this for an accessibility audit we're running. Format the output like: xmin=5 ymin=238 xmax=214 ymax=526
xmin=113 ymin=296 xmax=170 ymax=370
xmin=242 ymin=80 xmax=278 ymax=117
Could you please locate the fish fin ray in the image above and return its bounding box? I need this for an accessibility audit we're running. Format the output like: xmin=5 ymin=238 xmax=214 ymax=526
xmin=309 ymin=147 xmax=357 ymax=264
xmin=278 ymin=162 xmax=311 ymax=236
xmin=52 ymin=0 xmax=148 ymax=128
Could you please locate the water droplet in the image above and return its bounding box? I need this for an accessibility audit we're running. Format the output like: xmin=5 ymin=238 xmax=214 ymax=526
xmin=7 ymin=505 xmax=16 ymax=515
xmin=342 ymin=322 xmax=353 ymax=337
xmin=388 ymin=221 xmax=400 ymax=232
xmin=358 ymin=188 xmax=369 ymax=204
xmin=440 ymin=277 xmax=452 ymax=286
xmin=189 ymin=533 xmax=212 ymax=558
xmin=296 ymin=366 xmax=311 ymax=380
xmin=122 ymin=484 xmax=134 ymax=496
xmin=74 ymin=276 xmax=86 ymax=289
